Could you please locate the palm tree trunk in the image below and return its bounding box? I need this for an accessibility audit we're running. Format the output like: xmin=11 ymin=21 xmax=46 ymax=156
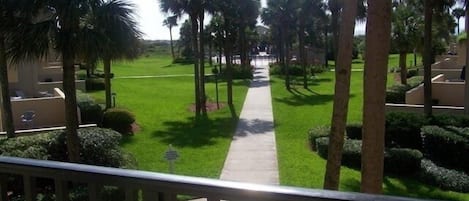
xmin=0 ymin=37 xmax=15 ymax=138
xmin=62 ymin=50 xmax=81 ymax=163
xmin=423 ymin=0 xmax=433 ymax=117
xmin=199 ymin=13 xmax=207 ymax=115
xmin=104 ymin=58 xmax=112 ymax=109
xmin=323 ymin=0 xmax=357 ymax=190
xmin=281 ymin=24 xmax=290 ymax=90
xmin=190 ymin=15 xmax=201 ymax=117
xmin=298 ymin=17 xmax=308 ymax=89
xmin=170 ymin=26 xmax=175 ymax=60
xmin=239 ymin=24 xmax=248 ymax=69
xmin=361 ymin=0 xmax=392 ymax=194
xmin=399 ymin=52 xmax=407 ymax=85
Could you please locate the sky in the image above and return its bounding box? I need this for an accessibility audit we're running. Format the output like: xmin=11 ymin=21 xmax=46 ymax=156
xmin=132 ymin=0 xmax=460 ymax=41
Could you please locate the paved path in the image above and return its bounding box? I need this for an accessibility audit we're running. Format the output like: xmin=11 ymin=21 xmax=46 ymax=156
xmin=219 ymin=59 xmax=279 ymax=185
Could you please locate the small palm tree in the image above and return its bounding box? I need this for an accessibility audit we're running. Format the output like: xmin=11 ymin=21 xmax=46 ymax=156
xmin=163 ymin=15 xmax=178 ymax=60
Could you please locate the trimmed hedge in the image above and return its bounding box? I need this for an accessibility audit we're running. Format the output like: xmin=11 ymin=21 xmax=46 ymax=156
xmin=102 ymin=108 xmax=136 ymax=135
xmin=385 ymin=112 xmax=428 ymax=150
xmin=418 ymin=159 xmax=469 ymax=193
xmin=86 ymin=78 xmax=105 ymax=91
xmin=316 ymin=137 xmax=423 ymax=175
xmin=421 ymin=126 xmax=469 ymax=173
xmin=385 ymin=76 xmax=423 ymax=103
xmin=77 ymin=91 xmax=103 ymax=124
xmin=345 ymin=123 xmax=362 ymax=140
xmin=308 ymin=126 xmax=330 ymax=151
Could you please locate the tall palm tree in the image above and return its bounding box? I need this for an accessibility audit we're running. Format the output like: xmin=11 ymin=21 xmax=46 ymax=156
xmin=82 ymin=0 xmax=141 ymax=110
xmin=452 ymin=7 xmax=465 ymax=34
xmin=160 ymin=0 xmax=205 ymax=118
xmin=361 ymin=0 xmax=392 ymax=194
xmin=423 ymin=0 xmax=433 ymax=117
xmin=323 ymin=0 xmax=357 ymax=190
xmin=163 ymin=15 xmax=178 ymax=60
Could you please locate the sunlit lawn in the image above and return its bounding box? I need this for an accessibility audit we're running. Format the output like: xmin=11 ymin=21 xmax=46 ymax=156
xmin=89 ymin=55 xmax=249 ymax=178
xmin=271 ymin=58 xmax=468 ymax=200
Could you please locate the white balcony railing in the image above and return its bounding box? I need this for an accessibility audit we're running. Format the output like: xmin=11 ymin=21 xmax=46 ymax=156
xmin=0 ymin=156 xmax=432 ymax=201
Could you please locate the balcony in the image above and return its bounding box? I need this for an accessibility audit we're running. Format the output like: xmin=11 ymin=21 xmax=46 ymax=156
xmin=0 ymin=157 xmax=430 ymax=201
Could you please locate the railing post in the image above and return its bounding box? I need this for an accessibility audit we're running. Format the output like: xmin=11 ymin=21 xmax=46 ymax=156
xmin=124 ymin=188 xmax=138 ymax=201
xmin=88 ymin=183 xmax=100 ymax=201
xmin=54 ymin=179 xmax=68 ymax=201
xmin=23 ymin=175 xmax=36 ymax=201
xmin=143 ymin=188 xmax=159 ymax=201
xmin=0 ymin=174 xmax=7 ymax=201
xmin=159 ymin=192 xmax=177 ymax=201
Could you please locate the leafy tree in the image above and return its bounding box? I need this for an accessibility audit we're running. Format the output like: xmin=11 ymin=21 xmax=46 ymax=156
xmin=163 ymin=15 xmax=178 ymax=60
xmin=361 ymin=0 xmax=392 ymax=194
xmin=323 ymin=0 xmax=357 ymax=190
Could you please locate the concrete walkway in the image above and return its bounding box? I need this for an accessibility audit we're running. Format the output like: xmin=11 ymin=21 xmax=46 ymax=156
xmin=219 ymin=58 xmax=279 ymax=185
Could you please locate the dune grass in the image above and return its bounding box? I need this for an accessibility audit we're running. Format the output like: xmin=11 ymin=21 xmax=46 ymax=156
xmin=89 ymin=55 xmax=249 ymax=178
xmin=271 ymin=71 xmax=468 ymax=200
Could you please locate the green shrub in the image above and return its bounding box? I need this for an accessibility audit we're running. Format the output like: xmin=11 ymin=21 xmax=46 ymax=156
xmin=385 ymin=76 xmax=423 ymax=103
xmin=102 ymin=108 xmax=136 ymax=135
xmin=418 ymin=159 xmax=469 ymax=193
xmin=219 ymin=64 xmax=253 ymax=79
xmin=86 ymin=78 xmax=105 ymax=91
xmin=384 ymin=148 xmax=423 ymax=176
xmin=77 ymin=91 xmax=103 ymax=124
xmin=407 ymin=69 xmax=419 ymax=78
xmin=308 ymin=126 xmax=330 ymax=151
xmin=0 ymin=128 xmax=136 ymax=168
xmin=385 ymin=112 xmax=429 ymax=150
xmin=429 ymin=114 xmax=469 ymax=128
xmin=316 ymin=138 xmax=422 ymax=175
xmin=421 ymin=126 xmax=469 ymax=173
xmin=407 ymin=76 xmax=424 ymax=87
xmin=173 ymin=57 xmax=194 ymax=64
xmin=315 ymin=137 xmax=362 ymax=169
xmin=346 ymin=123 xmax=362 ymax=140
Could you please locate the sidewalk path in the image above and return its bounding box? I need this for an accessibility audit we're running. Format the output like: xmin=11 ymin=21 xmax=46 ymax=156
xmin=219 ymin=58 xmax=279 ymax=185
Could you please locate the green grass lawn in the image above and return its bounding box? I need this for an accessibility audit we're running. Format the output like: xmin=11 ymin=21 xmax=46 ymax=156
xmin=328 ymin=53 xmax=422 ymax=69
xmin=271 ymin=71 xmax=468 ymax=200
xmin=89 ymin=55 xmax=249 ymax=178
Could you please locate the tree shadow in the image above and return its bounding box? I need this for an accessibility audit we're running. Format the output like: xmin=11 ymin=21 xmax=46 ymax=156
xmin=151 ymin=117 xmax=237 ymax=148
xmin=234 ymin=118 xmax=274 ymax=137
xmin=275 ymin=92 xmax=336 ymax=107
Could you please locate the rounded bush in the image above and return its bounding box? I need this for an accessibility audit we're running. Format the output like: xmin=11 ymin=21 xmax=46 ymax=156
xmin=102 ymin=108 xmax=136 ymax=135
xmin=308 ymin=126 xmax=330 ymax=151
xmin=86 ymin=78 xmax=105 ymax=91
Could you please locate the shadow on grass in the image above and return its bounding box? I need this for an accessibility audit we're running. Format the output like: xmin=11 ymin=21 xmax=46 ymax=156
xmin=275 ymin=92 xmax=335 ymax=107
xmin=342 ymin=177 xmax=462 ymax=201
xmin=151 ymin=117 xmax=237 ymax=148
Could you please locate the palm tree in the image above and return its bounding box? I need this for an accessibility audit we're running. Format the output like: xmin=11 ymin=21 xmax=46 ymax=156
xmin=361 ymin=0 xmax=392 ymax=194
xmin=323 ymin=0 xmax=357 ymax=190
xmin=423 ymin=0 xmax=433 ymax=117
xmin=391 ymin=1 xmax=422 ymax=85
xmin=82 ymin=0 xmax=141 ymax=110
xmin=163 ymin=15 xmax=178 ymax=60
xmin=452 ymin=7 xmax=465 ymax=34
xmin=160 ymin=0 xmax=205 ymax=118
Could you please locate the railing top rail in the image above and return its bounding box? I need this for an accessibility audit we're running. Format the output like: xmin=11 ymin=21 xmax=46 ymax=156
xmin=0 ymin=156 xmax=436 ymax=201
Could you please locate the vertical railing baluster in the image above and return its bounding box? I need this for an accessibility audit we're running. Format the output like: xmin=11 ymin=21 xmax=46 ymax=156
xmin=54 ymin=179 xmax=68 ymax=201
xmin=143 ymin=188 xmax=159 ymax=201
xmin=207 ymin=197 xmax=220 ymax=201
xmin=88 ymin=183 xmax=100 ymax=201
xmin=160 ymin=192 xmax=177 ymax=201
xmin=23 ymin=175 xmax=36 ymax=201
xmin=0 ymin=174 xmax=7 ymax=201
xmin=124 ymin=188 xmax=138 ymax=201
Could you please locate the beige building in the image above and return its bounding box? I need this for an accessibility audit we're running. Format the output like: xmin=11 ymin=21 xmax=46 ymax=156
xmin=0 ymin=56 xmax=85 ymax=132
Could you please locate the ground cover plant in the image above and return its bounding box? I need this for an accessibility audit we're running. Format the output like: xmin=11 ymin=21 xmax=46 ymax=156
xmin=270 ymin=55 xmax=469 ymax=200
xmin=88 ymin=53 xmax=249 ymax=178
